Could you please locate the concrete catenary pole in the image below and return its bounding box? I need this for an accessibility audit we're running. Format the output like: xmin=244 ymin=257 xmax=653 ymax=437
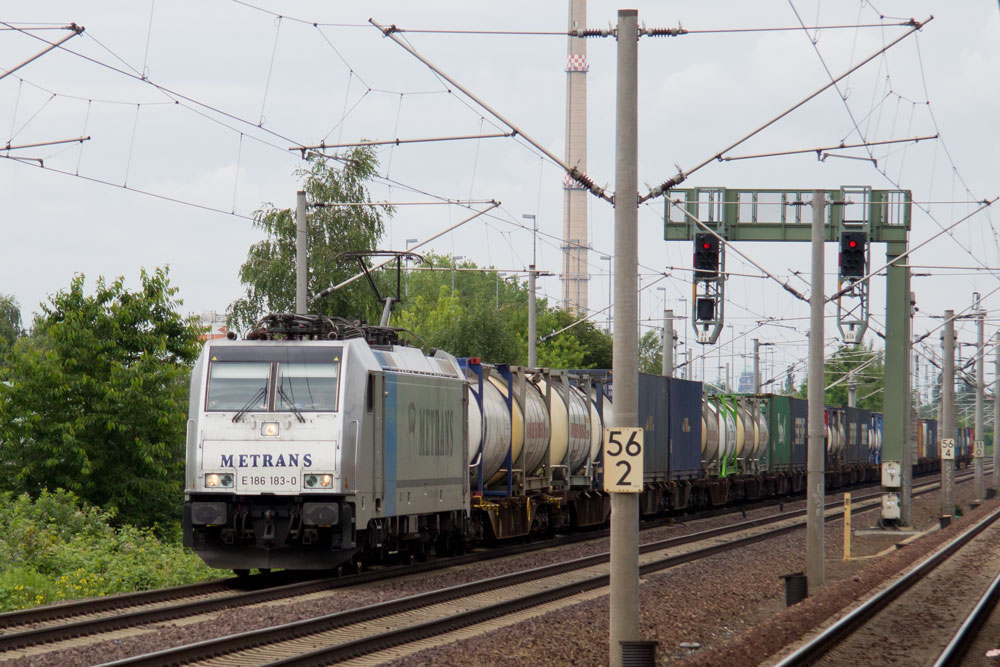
xmin=753 ymin=338 xmax=760 ymax=393
xmin=807 ymin=190 xmax=826 ymax=590
xmin=975 ymin=303 xmax=985 ymax=500
xmin=561 ymin=0 xmax=589 ymax=314
xmin=848 ymin=375 xmax=857 ymax=407
xmin=941 ymin=310 xmax=955 ymax=517
xmin=295 ymin=190 xmax=307 ymax=314
xmin=994 ymin=331 xmax=1000 ymax=493
xmin=662 ymin=309 xmax=673 ymax=377
xmin=610 ymin=9 xmax=639 ymax=667
xmin=528 ymin=266 xmax=537 ymax=368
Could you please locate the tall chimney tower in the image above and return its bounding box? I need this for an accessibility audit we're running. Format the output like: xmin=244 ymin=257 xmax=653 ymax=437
xmin=561 ymin=0 xmax=589 ymax=314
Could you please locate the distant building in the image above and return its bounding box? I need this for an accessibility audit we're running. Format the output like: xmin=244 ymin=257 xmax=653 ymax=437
xmin=738 ymin=370 xmax=755 ymax=393
xmin=197 ymin=311 xmax=229 ymax=341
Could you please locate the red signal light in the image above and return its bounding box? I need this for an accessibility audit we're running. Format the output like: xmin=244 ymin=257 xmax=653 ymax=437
xmin=839 ymin=231 xmax=867 ymax=278
xmin=694 ymin=233 xmax=720 ymax=278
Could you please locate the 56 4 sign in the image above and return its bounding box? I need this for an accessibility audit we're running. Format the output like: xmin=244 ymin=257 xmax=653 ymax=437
xmin=941 ymin=438 xmax=955 ymax=461
xmin=603 ymin=427 xmax=644 ymax=493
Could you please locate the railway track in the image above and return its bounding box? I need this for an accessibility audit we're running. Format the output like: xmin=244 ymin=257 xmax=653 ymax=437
xmin=0 ymin=474 xmax=909 ymax=654
xmin=775 ymin=503 xmax=1000 ymax=666
xmin=935 ymin=565 xmax=1000 ymax=666
xmin=94 ymin=479 xmax=957 ymax=666
xmin=0 ymin=501 xmax=766 ymax=655
xmin=2 ymin=474 xmax=888 ymax=642
xmin=0 ymin=473 xmax=972 ymax=664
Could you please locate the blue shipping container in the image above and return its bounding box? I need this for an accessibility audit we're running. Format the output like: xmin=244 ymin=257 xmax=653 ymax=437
xmin=637 ymin=373 xmax=669 ymax=481
xmin=871 ymin=413 xmax=883 ymax=464
xmin=845 ymin=407 xmax=867 ymax=465
xmin=668 ymin=377 xmax=703 ymax=480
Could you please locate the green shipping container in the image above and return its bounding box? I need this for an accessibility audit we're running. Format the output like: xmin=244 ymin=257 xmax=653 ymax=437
xmin=766 ymin=395 xmax=793 ymax=471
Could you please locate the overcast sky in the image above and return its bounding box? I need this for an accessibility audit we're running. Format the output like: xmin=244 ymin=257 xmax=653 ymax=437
xmin=2 ymin=1 xmax=998 ymax=397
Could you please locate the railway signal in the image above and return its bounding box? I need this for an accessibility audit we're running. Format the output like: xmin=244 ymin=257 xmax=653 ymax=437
xmin=666 ymin=185 xmax=912 ymax=530
xmin=693 ymin=233 xmax=720 ymax=278
xmin=691 ymin=230 xmax=725 ymax=344
xmin=696 ymin=297 xmax=715 ymax=322
xmin=835 ymin=191 xmax=872 ymax=345
xmin=839 ymin=231 xmax=867 ymax=278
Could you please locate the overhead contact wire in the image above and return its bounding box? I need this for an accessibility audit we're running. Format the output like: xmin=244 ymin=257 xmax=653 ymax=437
xmin=369 ymin=18 xmax=611 ymax=204
xmin=258 ymin=16 xmax=283 ymax=126
xmin=640 ymin=17 xmax=931 ymax=203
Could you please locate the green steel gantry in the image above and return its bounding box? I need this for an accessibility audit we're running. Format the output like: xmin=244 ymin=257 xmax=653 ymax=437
xmin=665 ymin=185 xmax=913 ymax=525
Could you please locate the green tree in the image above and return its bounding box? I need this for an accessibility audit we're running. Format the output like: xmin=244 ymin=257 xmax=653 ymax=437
xmin=397 ymin=254 xmax=523 ymax=361
xmin=537 ymin=309 xmax=612 ymax=370
xmin=0 ymin=294 xmax=22 ymax=358
xmin=0 ymin=269 xmax=201 ymax=528
xmin=796 ymin=343 xmax=884 ymax=410
xmin=229 ymin=147 xmax=392 ymax=332
xmin=783 ymin=368 xmax=796 ymax=395
xmin=638 ymin=329 xmax=662 ymax=375
xmin=396 ymin=254 xmax=612 ymax=368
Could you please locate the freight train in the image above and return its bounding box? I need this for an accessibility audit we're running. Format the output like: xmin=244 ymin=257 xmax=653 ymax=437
xmin=182 ymin=313 xmax=964 ymax=573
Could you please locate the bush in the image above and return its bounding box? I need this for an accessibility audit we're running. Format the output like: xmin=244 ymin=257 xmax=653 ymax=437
xmin=0 ymin=489 xmax=215 ymax=612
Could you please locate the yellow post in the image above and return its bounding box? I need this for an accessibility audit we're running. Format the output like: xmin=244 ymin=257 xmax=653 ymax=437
xmin=843 ymin=492 xmax=852 ymax=562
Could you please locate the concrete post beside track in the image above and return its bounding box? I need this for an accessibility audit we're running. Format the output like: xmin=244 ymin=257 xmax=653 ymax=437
xmin=994 ymin=331 xmax=1000 ymax=492
xmin=807 ymin=190 xmax=826 ymax=591
xmin=976 ymin=304 xmax=985 ymax=501
xmin=662 ymin=310 xmax=673 ymax=378
xmin=942 ymin=310 xmax=956 ymax=517
xmin=295 ymin=190 xmax=307 ymax=314
xmin=609 ymin=9 xmax=639 ymax=667
xmin=753 ymin=338 xmax=760 ymax=394
xmin=528 ymin=265 xmax=537 ymax=369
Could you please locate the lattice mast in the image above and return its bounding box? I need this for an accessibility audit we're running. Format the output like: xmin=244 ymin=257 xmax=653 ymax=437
xmin=561 ymin=0 xmax=589 ymax=315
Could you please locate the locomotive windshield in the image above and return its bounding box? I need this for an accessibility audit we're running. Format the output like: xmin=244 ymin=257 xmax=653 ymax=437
xmin=206 ymin=362 xmax=270 ymax=411
xmin=277 ymin=362 xmax=339 ymax=412
xmin=204 ymin=346 xmax=342 ymax=413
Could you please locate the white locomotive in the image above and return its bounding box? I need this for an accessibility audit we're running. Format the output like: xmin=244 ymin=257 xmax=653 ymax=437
xmin=183 ymin=314 xmax=470 ymax=571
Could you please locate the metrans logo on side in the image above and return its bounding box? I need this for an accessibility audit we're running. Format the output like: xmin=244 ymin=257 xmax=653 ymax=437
xmin=219 ymin=453 xmax=313 ymax=468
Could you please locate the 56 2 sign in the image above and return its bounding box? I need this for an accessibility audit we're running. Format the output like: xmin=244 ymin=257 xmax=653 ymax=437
xmin=603 ymin=427 xmax=644 ymax=493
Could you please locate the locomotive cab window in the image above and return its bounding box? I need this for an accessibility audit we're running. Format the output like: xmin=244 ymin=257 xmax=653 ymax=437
xmin=276 ymin=362 xmax=340 ymax=412
xmin=206 ymin=362 xmax=270 ymax=411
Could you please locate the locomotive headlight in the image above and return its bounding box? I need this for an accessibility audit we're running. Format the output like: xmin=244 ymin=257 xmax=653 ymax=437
xmin=304 ymin=473 xmax=334 ymax=489
xmin=205 ymin=473 xmax=234 ymax=488
xmin=261 ymin=421 xmax=280 ymax=437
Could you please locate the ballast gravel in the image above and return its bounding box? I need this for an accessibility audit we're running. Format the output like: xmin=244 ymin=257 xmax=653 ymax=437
xmin=0 ymin=475 xmax=985 ymax=667
xmin=385 ymin=474 xmax=987 ymax=667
